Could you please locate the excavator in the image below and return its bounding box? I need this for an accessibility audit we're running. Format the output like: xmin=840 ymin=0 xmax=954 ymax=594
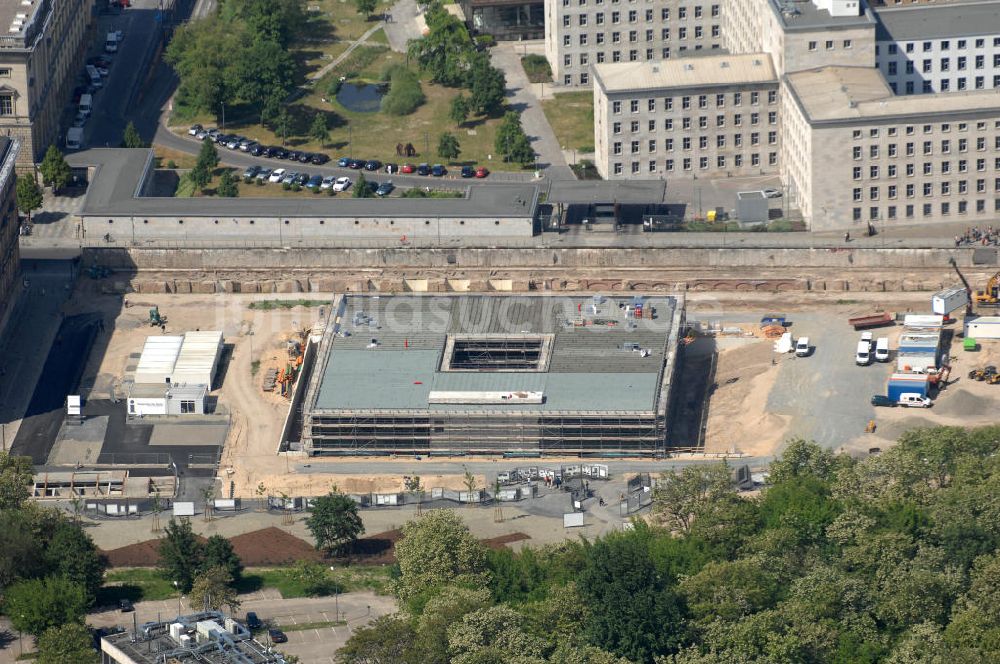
xmin=950 ymin=257 xmax=1000 ymax=308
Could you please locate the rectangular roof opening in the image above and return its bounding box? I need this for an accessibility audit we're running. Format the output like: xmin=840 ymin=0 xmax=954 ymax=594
xmin=441 ymin=335 xmax=553 ymax=372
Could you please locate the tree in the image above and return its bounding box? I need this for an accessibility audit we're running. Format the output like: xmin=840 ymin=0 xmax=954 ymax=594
xmin=381 ymin=67 xmax=425 ymax=116
xmin=393 ymin=510 xmax=489 ymax=604
xmin=651 ymin=462 xmax=733 ymax=533
xmin=5 ymin=576 xmax=88 ymax=636
xmin=188 ymin=164 xmax=211 ymax=191
xmin=158 ymin=518 xmax=204 ymax=592
xmin=0 ymin=508 xmax=45 ymax=588
xmin=354 ymin=0 xmax=377 ymax=18
xmin=769 ymin=439 xmax=846 ymax=484
xmin=45 ymin=522 xmax=107 ymax=605
xmin=37 ymin=623 xmax=98 ymax=664
xmin=509 ymin=132 xmax=536 ymax=167
xmin=309 ymin=113 xmax=330 ymax=145
xmin=39 ymin=145 xmax=71 ymax=193
xmin=189 ymin=566 xmax=241 ymax=613
xmin=449 ymin=95 xmax=470 ymax=126
xmin=0 ymin=450 xmax=33 ymax=510
xmin=437 ymin=132 xmax=461 ymax=161
xmin=337 ymin=614 xmax=417 ymax=664
xmin=447 ymin=605 xmax=547 ymax=664
xmin=413 ymin=587 xmax=492 ymax=664
xmin=306 ymin=490 xmax=364 ymax=556
xmin=353 ymin=172 xmax=372 ymax=198
xmin=201 ymin=534 xmax=243 ymax=582
xmin=16 ymin=175 xmax=42 ymax=223
xmin=275 ymin=109 xmax=292 ymax=145
xmin=196 ymin=138 xmax=219 ymax=173
xmin=468 ymin=57 xmax=506 ymax=116
xmin=121 ymin=121 xmax=145 ymax=148
xmin=216 ymin=170 xmax=239 ymax=197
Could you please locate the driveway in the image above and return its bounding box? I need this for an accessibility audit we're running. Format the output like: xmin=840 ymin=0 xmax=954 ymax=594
xmin=383 ymin=0 xmax=425 ymax=53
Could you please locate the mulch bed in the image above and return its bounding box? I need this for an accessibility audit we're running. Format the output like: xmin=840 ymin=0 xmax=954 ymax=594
xmin=102 ymin=527 xmax=531 ymax=568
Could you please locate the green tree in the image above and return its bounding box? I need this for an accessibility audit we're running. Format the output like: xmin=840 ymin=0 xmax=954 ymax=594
xmin=309 ymin=113 xmax=330 ymax=145
xmin=381 ymin=67 xmax=425 ymax=116
xmin=305 ymin=490 xmax=365 ymax=556
xmin=15 ymin=175 xmax=43 ymax=223
xmin=5 ymin=576 xmax=88 ymax=636
xmin=393 ymin=510 xmax=489 ymax=604
xmin=37 ymin=622 xmax=98 ymax=664
xmin=216 ymin=170 xmax=239 ymax=197
xmin=189 ymin=566 xmax=241 ymax=613
xmin=39 ymin=145 xmax=71 ymax=193
xmin=0 ymin=450 xmax=33 ymax=510
xmin=45 ymin=522 xmax=107 ymax=605
xmin=291 ymin=559 xmax=341 ymax=596
xmin=196 ymin=138 xmax=219 ymax=173
xmin=188 ymin=164 xmax=211 ymax=191
xmin=509 ymin=132 xmax=536 ymax=167
xmin=354 ymin=0 xmax=377 ymax=19
xmin=337 ymin=614 xmax=417 ymax=664
xmin=769 ymin=439 xmax=847 ymax=484
xmin=447 ymin=605 xmax=547 ymax=664
xmin=353 ymin=172 xmax=373 ymax=198
xmin=449 ymin=95 xmax=470 ymax=126
xmin=274 ymin=109 xmax=292 ymax=145
xmin=121 ymin=121 xmax=145 ymax=148
xmin=468 ymin=57 xmax=506 ymax=117
xmin=201 ymin=534 xmax=243 ymax=582
xmin=0 ymin=508 xmax=46 ymax=588
xmin=412 ymin=587 xmax=492 ymax=663
xmin=437 ymin=132 xmax=461 ymax=161
xmin=158 ymin=518 xmax=204 ymax=592
xmin=651 ymin=462 xmax=733 ymax=533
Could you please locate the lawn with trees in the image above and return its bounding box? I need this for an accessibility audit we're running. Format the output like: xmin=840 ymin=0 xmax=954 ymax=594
xmin=339 ymin=429 xmax=1000 ymax=663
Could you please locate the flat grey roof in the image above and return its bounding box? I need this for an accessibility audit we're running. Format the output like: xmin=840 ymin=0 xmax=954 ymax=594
xmin=547 ymin=180 xmax=667 ymax=204
xmin=0 ymin=0 xmax=45 ymax=43
xmin=769 ymin=0 xmax=877 ymax=31
xmin=312 ymin=294 xmax=677 ymax=414
xmin=68 ymin=149 xmax=540 ymax=219
xmin=875 ymin=3 xmax=1000 ymax=41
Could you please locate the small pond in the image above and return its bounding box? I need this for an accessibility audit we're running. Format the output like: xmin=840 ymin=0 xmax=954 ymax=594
xmin=336 ymin=82 xmax=386 ymax=113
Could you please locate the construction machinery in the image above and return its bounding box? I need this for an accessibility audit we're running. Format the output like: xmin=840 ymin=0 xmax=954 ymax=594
xmin=951 ymin=257 xmax=1000 ymax=308
xmin=148 ymin=306 xmax=166 ymax=327
xmin=968 ymin=365 xmax=997 ymax=381
xmin=948 ymin=258 xmax=977 ymax=317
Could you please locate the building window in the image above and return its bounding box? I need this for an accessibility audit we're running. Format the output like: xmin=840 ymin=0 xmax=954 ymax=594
xmin=0 ymin=96 xmax=12 ymax=116
xmin=808 ymin=41 xmax=817 ymax=51
xmin=844 ymin=39 xmax=852 ymax=49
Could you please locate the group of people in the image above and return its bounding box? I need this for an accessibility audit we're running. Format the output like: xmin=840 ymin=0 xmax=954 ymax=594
xmin=956 ymin=226 xmax=1000 ymax=246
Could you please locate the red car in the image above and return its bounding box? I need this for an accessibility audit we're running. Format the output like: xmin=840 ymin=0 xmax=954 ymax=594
xmin=475 ymin=167 xmax=490 ymax=178
xmin=401 ymin=163 xmax=415 ymax=174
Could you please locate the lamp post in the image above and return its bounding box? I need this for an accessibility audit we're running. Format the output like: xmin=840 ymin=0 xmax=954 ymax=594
xmin=330 ymin=567 xmax=340 ymax=620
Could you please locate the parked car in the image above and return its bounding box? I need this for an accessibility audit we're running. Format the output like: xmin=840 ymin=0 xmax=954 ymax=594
xmin=297 ymin=152 xmax=313 ymax=163
xmin=306 ymin=174 xmax=324 ymax=190
xmin=250 ymin=143 xmax=266 ymax=156
xmin=762 ymin=188 xmax=782 ymax=198
xmin=243 ymin=165 xmax=259 ymax=179
xmin=375 ymin=181 xmax=395 ymax=197
xmin=337 ymin=156 xmax=352 ymax=167
xmin=238 ymin=139 xmax=256 ymax=152
xmin=195 ymin=129 xmax=210 ymax=140
xmin=256 ymin=168 xmax=272 ymax=182
xmin=475 ymin=166 xmax=490 ymax=178
xmin=460 ymin=165 xmax=475 ymax=178
xmin=268 ymin=629 xmax=287 ymax=644
xmin=268 ymin=168 xmax=287 ymax=183
xmin=431 ymin=164 xmax=446 ymax=176
xmin=332 ymin=176 xmax=351 ymax=192
xmin=348 ymin=159 xmax=364 ymax=170
xmin=364 ymin=160 xmax=382 ymax=171
xmin=416 ymin=163 xmax=430 ymax=176
xmin=281 ymin=171 xmax=299 ymax=185
xmin=286 ymin=150 xmax=302 ymax=162
xmin=401 ymin=163 xmax=415 ymax=174
xmin=94 ymin=65 xmax=110 ymax=77
xmin=207 ymin=128 xmax=221 ymax=140
xmin=225 ymin=136 xmax=245 ymax=149
xmin=310 ymin=153 xmax=330 ymax=165
xmin=269 ymin=146 xmax=288 ymax=159
xmin=118 ymin=599 xmax=134 ymax=613
xmin=385 ymin=163 xmax=399 ymax=174
xmin=320 ymin=175 xmax=337 ymax=190
xmin=246 ymin=612 xmax=262 ymax=630
xmin=795 ymin=337 xmax=811 ymax=357
xmin=870 ymin=395 xmax=895 ymax=407
xmin=211 ymin=133 xmax=228 ymax=144
xmin=294 ymin=172 xmax=309 ymax=186
xmin=898 ymin=393 xmax=932 ymax=408
xmin=72 ymin=86 xmax=86 ymax=103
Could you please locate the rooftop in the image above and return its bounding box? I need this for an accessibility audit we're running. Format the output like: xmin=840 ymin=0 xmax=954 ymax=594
xmin=875 ymin=1 xmax=1000 ymax=41
xmin=594 ymin=53 xmax=777 ymax=94
xmin=311 ymin=294 xmax=678 ymax=414
xmin=546 ymin=180 xmax=666 ymax=205
xmin=67 ymin=149 xmax=540 ymax=219
xmin=768 ymin=0 xmax=877 ymax=31
xmin=0 ymin=0 xmax=48 ymax=49
xmin=785 ymin=66 xmax=1000 ymax=122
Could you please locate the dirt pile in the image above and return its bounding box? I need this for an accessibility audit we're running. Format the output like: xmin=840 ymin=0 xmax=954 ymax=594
xmin=933 ymin=389 xmax=990 ymax=418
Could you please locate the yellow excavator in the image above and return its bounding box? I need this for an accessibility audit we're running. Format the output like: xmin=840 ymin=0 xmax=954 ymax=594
xmin=974 ymin=272 xmax=1000 ymax=305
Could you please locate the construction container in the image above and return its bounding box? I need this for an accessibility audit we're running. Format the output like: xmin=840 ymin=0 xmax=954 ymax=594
xmin=903 ymin=314 xmax=945 ymax=330
xmin=896 ymin=351 xmax=937 ymax=373
xmin=887 ymin=373 xmax=931 ymax=400
xmin=965 ymin=316 xmax=1000 ymax=340
xmin=931 ymin=287 xmax=969 ymax=316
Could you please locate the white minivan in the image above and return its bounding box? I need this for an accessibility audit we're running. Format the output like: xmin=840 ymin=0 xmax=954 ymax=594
xmin=875 ymin=337 xmax=890 ymax=362
xmin=78 ymin=93 xmax=93 ymax=117
xmin=105 ymin=32 xmax=119 ymax=53
xmin=856 ymin=339 xmax=872 ymax=365
xmin=795 ymin=337 xmax=810 ymax=357
xmin=85 ymin=65 xmax=102 ymax=88
xmin=898 ymin=393 xmax=931 ymax=408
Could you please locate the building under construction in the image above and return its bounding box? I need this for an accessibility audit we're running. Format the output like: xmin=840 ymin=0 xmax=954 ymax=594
xmin=302 ymin=294 xmax=683 ymax=456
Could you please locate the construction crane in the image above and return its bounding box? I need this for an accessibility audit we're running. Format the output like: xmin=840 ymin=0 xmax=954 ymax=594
xmin=948 ymin=258 xmax=976 ymax=317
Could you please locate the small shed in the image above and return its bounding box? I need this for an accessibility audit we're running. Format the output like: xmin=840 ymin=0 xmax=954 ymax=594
xmin=965 ymin=316 xmax=1000 ymax=340
xmin=132 ymin=331 xmax=223 ymax=387
xmin=736 ymin=191 xmax=768 ymax=224
xmin=127 ymin=383 xmax=209 ymax=416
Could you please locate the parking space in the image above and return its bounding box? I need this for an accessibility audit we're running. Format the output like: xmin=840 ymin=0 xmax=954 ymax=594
xmin=666 ymin=173 xmax=796 ymax=221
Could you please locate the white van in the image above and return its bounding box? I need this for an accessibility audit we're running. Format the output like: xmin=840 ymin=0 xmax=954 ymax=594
xmin=875 ymin=337 xmax=890 ymax=362
xmin=795 ymin=337 xmax=810 ymax=357
xmin=78 ymin=93 xmax=93 ymax=117
xmin=65 ymin=127 xmax=83 ymax=150
xmin=898 ymin=393 xmax=931 ymax=408
xmin=105 ymin=32 xmax=119 ymax=53
xmin=85 ymin=65 xmax=102 ymax=88
xmin=856 ymin=340 xmax=872 ymax=365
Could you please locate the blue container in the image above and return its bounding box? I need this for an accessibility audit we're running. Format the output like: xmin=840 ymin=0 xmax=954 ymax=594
xmin=887 ymin=373 xmax=930 ymax=400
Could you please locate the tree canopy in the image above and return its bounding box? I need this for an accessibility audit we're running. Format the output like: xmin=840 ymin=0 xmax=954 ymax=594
xmin=158 ymin=518 xmax=204 ymax=592
xmin=306 ymin=490 xmax=365 ymax=555
xmin=393 ymin=510 xmax=489 ymax=605
xmin=16 ymin=176 xmax=42 ymax=223
xmin=39 ymin=145 xmax=71 ymax=192
xmin=37 ymin=622 xmax=97 ymax=664
xmin=5 ymin=576 xmax=88 ymax=636
xmin=121 ymin=121 xmax=145 ymax=148
xmin=0 ymin=451 xmax=33 ymax=511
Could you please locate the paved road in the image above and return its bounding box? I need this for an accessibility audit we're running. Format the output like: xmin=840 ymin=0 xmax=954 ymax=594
xmin=383 ymin=0 xmax=423 ymax=53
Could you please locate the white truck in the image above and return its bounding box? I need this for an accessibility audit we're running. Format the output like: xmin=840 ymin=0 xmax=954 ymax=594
xmin=65 ymin=127 xmax=83 ymax=149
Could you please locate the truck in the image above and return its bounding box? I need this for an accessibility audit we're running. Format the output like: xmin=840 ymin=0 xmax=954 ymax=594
xmin=848 ymin=312 xmax=893 ymax=330
xmin=887 ymin=373 xmax=931 ymax=400
xmin=65 ymin=127 xmax=83 ymax=150
xmin=931 ymin=286 xmax=969 ymax=316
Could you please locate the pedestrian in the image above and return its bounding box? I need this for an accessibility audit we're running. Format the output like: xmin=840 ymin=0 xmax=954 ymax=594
xmin=844 ymin=231 xmax=851 ymax=242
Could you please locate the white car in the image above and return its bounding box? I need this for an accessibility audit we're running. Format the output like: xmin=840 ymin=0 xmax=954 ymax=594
xmin=268 ymin=168 xmax=286 ymax=183
xmin=319 ymin=175 xmax=337 ymax=190
xmin=762 ymin=187 xmax=782 ymax=198
xmin=332 ymin=176 xmax=351 ymax=192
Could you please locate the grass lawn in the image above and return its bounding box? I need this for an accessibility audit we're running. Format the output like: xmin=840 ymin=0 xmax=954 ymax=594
xmin=541 ymin=91 xmax=595 ymax=153
xmin=154 ymin=145 xmax=198 ymax=169
xmin=520 ymin=55 xmax=552 ymax=83
xmin=99 ymin=569 xmax=179 ymax=604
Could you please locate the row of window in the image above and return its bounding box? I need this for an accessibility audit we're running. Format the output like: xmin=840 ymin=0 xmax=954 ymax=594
xmin=852 ymin=159 xmax=1000 ymax=179
xmin=611 ymin=91 xmax=776 ymax=114
xmin=853 ymin=137 xmax=1000 ymax=159
xmin=562 ymin=8 xmax=719 ymax=26
xmin=807 ymin=39 xmax=853 ymax=51
xmin=879 ymin=38 xmax=1000 ymax=56
xmin=560 ymin=0 xmax=720 ymax=19
xmin=612 ymin=113 xmax=777 ymax=134
xmin=884 ymin=54 xmax=1000 ymax=75
xmin=853 ymin=179 xmax=1000 ymax=202
xmin=561 ymin=25 xmax=719 ymax=46
xmin=852 ymin=200 xmax=999 ymax=222
xmin=889 ymin=76 xmax=1000 ymax=94
xmin=610 ymin=151 xmax=778 ymax=175
xmin=851 ymin=120 xmax=999 ymax=139
xmin=612 ymin=131 xmax=779 ymax=154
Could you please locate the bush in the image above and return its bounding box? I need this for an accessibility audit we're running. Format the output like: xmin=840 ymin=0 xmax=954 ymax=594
xmin=167 ymin=160 xmax=178 ymax=169
xmin=243 ymin=176 xmax=253 ymax=184
xmin=521 ymin=54 xmax=552 ymax=83
xmin=282 ymin=181 xmax=291 ymax=190
xmin=327 ymin=187 xmax=336 ymax=196
xmin=291 ymin=183 xmax=301 ymax=192
xmin=475 ymin=34 xmax=496 ymax=49
xmin=381 ymin=67 xmax=425 ymax=116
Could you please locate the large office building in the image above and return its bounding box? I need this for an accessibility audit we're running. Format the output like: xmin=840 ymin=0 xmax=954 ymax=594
xmin=302 ymin=294 xmax=683 ymax=457
xmin=0 ymin=138 xmax=20 ymax=338
xmin=0 ymin=0 xmax=96 ymax=164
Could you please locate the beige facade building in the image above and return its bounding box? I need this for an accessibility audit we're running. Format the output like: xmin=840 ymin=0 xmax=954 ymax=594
xmin=0 ymin=0 xmax=96 ymax=164
xmin=593 ymin=55 xmax=780 ymax=178
xmin=0 ymin=137 xmax=21 ymax=337
xmin=545 ymin=0 xmax=724 ymax=88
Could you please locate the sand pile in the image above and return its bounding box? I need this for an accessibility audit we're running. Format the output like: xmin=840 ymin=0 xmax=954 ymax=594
xmin=934 ymin=389 xmax=990 ymax=418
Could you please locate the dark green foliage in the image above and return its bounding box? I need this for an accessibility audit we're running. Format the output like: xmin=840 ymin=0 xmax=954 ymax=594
xmin=121 ymin=121 xmax=145 ymax=148
xmin=196 ymin=139 xmax=219 ymax=172
xmin=5 ymin=576 xmax=88 ymax=636
xmin=449 ymin=95 xmax=470 ymax=126
xmin=45 ymin=522 xmax=107 ymax=604
xmin=216 ymin=170 xmax=239 ymax=197
xmin=305 ymin=491 xmax=365 ymax=555
xmin=337 ymin=614 xmax=416 ymax=663
xmin=437 ymin=132 xmax=460 ymax=161
xmin=0 ymin=450 xmax=33 ymax=510
xmin=158 ymin=518 xmax=204 ymax=592
xmin=468 ymin=54 xmax=505 ymax=116
xmin=39 ymin=145 xmax=71 ymax=192
xmin=353 ymin=173 xmax=372 ymax=198
xmin=521 ymin=54 xmax=552 ymax=83
xmin=381 ymin=66 xmax=425 ymax=116
xmin=354 ymin=0 xmax=377 ymax=18
xmin=37 ymin=622 xmax=98 ymax=664
xmin=309 ymin=113 xmax=330 ymax=145
xmin=16 ymin=176 xmax=42 ymax=222
xmin=202 ymin=534 xmax=243 ymax=581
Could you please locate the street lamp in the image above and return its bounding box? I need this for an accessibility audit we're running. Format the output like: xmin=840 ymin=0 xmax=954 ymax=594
xmin=330 ymin=566 xmax=340 ymax=620
xmin=173 ymin=581 xmax=183 ymax=615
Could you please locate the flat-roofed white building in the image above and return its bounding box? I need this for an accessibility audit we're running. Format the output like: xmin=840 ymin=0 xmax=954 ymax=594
xmin=133 ymin=331 xmax=223 ymax=387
